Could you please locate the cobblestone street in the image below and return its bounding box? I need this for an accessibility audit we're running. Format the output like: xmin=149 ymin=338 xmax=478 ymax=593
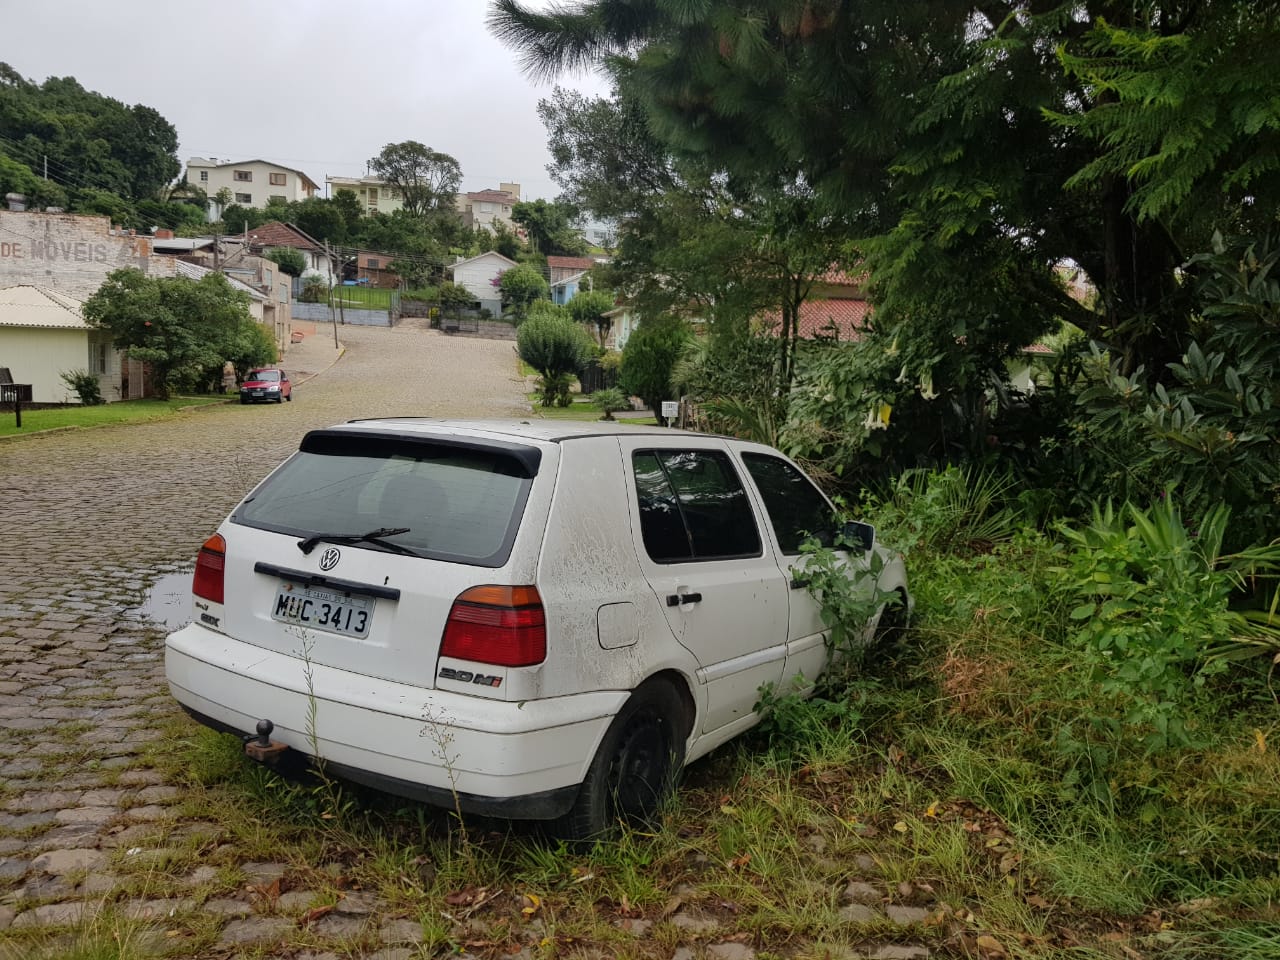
xmin=0 ymin=320 xmax=529 ymax=955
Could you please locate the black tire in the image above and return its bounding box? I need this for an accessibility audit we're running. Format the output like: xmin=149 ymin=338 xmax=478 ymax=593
xmin=275 ymin=394 xmax=283 ymax=403
xmin=285 ymin=393 xmax=292 ymax=402
xmin=239 ymin=396 xmax=248 ymax=405
xmin=872 ymin=592 xmax=909 ymax=649
xmin=554 ymin=678 xmax=688 ymax=841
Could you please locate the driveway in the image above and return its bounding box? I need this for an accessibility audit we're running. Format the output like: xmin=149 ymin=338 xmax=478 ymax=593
xmin=0 ymin=321 xmax=529 ymax=943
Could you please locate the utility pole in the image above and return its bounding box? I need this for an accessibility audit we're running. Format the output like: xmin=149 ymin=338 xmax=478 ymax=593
xmin=324 ymin=239 xmax=339 ymax=348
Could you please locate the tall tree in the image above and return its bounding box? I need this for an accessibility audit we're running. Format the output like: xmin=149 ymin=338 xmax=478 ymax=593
xmin=511 ymin=199 xmax=587 ymax=257
xmin=490 ymin=0 xmax=1280 ymax=386
xmin=368 ymin=141 xmax=463 ymax=218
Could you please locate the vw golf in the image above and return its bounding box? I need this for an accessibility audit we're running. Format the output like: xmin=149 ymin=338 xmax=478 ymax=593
xmin=165 ymin=419 xmax=909 ymax=837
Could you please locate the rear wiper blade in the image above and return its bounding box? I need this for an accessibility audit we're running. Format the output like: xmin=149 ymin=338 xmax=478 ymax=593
xmin=297 ymin=527 xmax=418 ymax=556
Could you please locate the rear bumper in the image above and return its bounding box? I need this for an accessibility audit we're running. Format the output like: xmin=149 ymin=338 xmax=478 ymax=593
xmin=165 ymin=623 xmax=627 ymax=819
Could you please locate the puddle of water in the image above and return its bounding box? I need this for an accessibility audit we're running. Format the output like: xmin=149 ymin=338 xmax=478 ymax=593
xmin=135 ymin=569 xmax=195 ymax=630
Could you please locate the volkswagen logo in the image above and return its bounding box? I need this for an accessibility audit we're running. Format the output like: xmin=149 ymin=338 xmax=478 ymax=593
xmin=318 ymin=547 xmax=341 ymax=571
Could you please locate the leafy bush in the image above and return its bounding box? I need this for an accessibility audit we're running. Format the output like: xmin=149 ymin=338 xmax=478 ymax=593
xmin=1072 ymin=231 xmax=1280 ymax=548
xmin=298 ymin=272 xmax=328 ymax=303
xmin=499 ymin=264 xmax=550 ymax=321
xmin=592 ymin=387 xmax=628 ymax=420
xmin=618 ymin=316 xmax=691 ymax=413
xmin=60 ymin=368 xmax=103 ymax=405
xmin=517 ymin=313 xmax=593 ymax=407
xmin=264 ymin=247 xmax=307 ymax=278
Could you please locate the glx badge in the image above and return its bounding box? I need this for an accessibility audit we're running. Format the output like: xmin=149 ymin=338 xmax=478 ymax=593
xmin=318 ymin=547 xmax=341 ymax=571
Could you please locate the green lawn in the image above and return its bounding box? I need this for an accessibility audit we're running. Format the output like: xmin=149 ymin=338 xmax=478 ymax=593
xmin=525 ymin=391 xmax=657 ymax=424
xmin=329 ymin=286 xmax=393 ymax=309
xmin=0 ymin=396 xmax=228 ymax=437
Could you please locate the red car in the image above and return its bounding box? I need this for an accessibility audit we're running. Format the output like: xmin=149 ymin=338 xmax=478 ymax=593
xmin=239 ymin=368 xmax=292 ymax=404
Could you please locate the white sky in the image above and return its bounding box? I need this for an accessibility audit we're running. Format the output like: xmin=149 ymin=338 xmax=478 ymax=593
xmin=4 ymin=0 xmax=610 ymax=202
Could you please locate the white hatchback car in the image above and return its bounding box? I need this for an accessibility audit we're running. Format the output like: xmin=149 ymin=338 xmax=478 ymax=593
xmin=165 ymin=419 xmax=909 ymax=837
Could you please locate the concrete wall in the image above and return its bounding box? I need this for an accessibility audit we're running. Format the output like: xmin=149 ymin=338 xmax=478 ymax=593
xmin=0 ymin=211 xmax=177 ymax=300
xmin=292 ymin=301 xmax=391 ymax=327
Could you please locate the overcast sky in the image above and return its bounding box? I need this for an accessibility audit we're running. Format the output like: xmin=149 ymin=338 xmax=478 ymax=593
xmin=4 ymin=0 xmax=610 ymax=202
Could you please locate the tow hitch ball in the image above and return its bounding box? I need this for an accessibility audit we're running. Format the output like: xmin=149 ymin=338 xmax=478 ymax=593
xmin=244 ymin=718 xmax=288 ymax=765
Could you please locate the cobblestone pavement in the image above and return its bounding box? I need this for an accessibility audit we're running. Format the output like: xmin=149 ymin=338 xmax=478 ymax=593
xmin=0 ymin=321 xmax=531 ymax=955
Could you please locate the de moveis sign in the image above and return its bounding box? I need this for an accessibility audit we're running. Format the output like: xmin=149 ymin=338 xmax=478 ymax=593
xmin=0 ymin=240 xmax=113 ymax=262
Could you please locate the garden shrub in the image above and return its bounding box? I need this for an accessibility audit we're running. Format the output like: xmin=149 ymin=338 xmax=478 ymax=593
xmin=60 ymin=368 xmax=103 ymax=405
xmin=618 ymin=315 xmax=691 ymax=413
xmin=517 ymin=313 xmax=593 ymax=407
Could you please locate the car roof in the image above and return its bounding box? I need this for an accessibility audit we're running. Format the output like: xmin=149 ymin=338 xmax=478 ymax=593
xmin=334 ymin=417 xmax=723 ymax=445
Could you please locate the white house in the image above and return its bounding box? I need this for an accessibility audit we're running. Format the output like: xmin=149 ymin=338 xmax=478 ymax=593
xmin=0 ymin=285 xmax=122 ymax=403
xmin=325 ymin=174 xmax=404 ymax=215
xmin=186 ymin=158 xmax=320 ymax=217
xmin=460 ymin=184 xmax=521 ymax=232
xmin=447 ymin=251 xmax=520 ymax=316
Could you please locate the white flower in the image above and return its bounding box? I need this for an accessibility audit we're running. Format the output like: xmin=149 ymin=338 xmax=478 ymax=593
xmin=919 ymin=370 xmax=938 ymax=401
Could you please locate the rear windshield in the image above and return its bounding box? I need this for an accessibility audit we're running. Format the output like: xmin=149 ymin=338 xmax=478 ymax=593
xmin=232 ymin=433 xmax=539 ymax=567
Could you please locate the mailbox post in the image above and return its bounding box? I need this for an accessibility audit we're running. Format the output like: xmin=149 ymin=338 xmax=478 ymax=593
xmin=1 ymin=383 xmax=32 ymax=428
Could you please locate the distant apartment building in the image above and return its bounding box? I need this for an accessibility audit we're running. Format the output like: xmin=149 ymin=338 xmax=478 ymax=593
xmin=459 ymin=183 xmax=521 ymax=232
xmin=324 ymin=176 xmax=522 ymax=232
xmin=325 ymin=175 xmax=405 ymax=215
xmin=185 ymin=158 xmax=320 ymax=216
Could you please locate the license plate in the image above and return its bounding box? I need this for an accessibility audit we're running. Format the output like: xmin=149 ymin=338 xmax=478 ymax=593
xmin=271 ymin=584 xmax=373 ymax=638
xmin=252 ymin=390 xmax=264 ymax=396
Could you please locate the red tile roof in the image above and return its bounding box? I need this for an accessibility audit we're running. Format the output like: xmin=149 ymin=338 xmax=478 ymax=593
xmin=466 ymin=189 xmax=517 ymax=203
xmin=547 ymin=256 xmax=596 ymax=271
xmin=763 ymin=297 xmax=872 ymax=341
xmin=248 ymin=221 xmax=323 ymax=253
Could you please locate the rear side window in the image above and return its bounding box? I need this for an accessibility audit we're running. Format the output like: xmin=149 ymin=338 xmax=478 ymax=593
xmin=632 ymin=449 xmax=761 ymax=563
xmin=233 ymin=433 xmax=538 ymax=567
xmin=740 ymin=452 xmax=835 ymax=555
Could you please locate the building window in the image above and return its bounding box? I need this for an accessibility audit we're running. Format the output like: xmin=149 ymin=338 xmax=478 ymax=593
xmin=234 ymin=170 xmax=252 ymax=182
xmin=269 ymin=172 xmax=286 ymax=186
xmin=235 ymin=192 xmax=252 ymax=204
xmin=367 ymin=258 xmax=379 ymax=269
xmin=96 ymin=342 xmax=108 ymax=374
xmin=199 ymin=170 xmax=208 ymax=182
xmin=270 ymin=195 xmax=286 ymax=204
xmin=480 ymin=202 xmax=493 ymax=213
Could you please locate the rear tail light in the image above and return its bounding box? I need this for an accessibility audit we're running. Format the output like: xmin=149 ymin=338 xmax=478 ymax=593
xmin=193 ymin=533 xmax=226 ymax=604
xmin=441 ymin=585 xmax=546 ymax=667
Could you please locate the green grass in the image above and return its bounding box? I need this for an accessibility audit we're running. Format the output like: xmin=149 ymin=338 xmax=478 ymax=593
xmin=0 ymin=396 xmax=228 ymax=437
xmin=524 ymin=391 xmax=658 ymax=424
xmin=329 ymin=286 xmax=393 ymax=309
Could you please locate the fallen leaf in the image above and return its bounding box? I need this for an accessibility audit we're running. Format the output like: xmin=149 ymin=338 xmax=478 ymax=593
xmin=729 ymin=852 xmax=752 ymax=870
xmin=720 ymin=804 xmax=739 ymax=817
xmin=1026 ymin=894 xmax=1051 ymax=909
xmin=888 ymin=744 xmax=905 ymax=765
xmin=521 ymin=893 xmax=542 ymax=918
xmin=924 ymin=801 xmax=940 ymax=818
xmin=661 ymin=895 xmax=683 ymax=919
xmin=445 ymin=887 xmax=479 ymax=907
xmin=893 ymin=821 xmax=909 ymax=833
xmin=1253 ymin=729 xmax=1266 ymax=754
xmin=299 ymin=904 xmax=334 ymax=926
xmin=976 ymin=934 xmax=1007 ymax=957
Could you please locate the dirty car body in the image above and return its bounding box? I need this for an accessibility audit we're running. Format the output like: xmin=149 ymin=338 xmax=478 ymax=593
xmin=164 ymin=419 xmax=910 ymax=836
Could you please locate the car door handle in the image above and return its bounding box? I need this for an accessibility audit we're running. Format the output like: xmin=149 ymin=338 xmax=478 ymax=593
xmin=666 ymin=592 xmax=702 ymax=607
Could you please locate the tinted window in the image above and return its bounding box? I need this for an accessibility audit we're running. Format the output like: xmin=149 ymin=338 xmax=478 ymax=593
xmin=254 ymin=370 xmax=280 ymax=381
xmin=741 ymin=453 xmax=835 ymax=555
xmin=633 ymin=450 xmax=761 ymax=563
xmin=233 ymin=436 xmax=535 ymax=567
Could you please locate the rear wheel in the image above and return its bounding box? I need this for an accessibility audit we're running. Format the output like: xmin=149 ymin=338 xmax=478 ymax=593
xmin=285 ymin=392 xmax=292 ymax=402
xmin=554 ymin=678 xmax=688 ymax=840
